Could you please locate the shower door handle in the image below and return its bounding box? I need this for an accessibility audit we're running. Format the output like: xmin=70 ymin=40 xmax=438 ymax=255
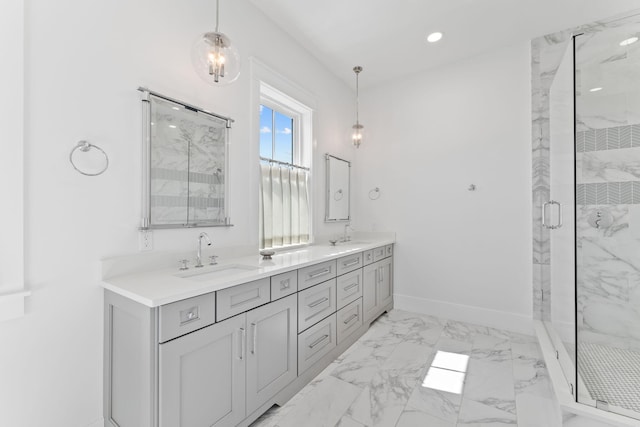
xmin=542 ymin=200 xmax=563 ymax=230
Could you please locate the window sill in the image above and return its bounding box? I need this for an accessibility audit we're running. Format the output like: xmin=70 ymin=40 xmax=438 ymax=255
xmin=0 ymin=290 xmax=30 ymax=322
xmin=262 ymin=242 xmax=313 ymax=253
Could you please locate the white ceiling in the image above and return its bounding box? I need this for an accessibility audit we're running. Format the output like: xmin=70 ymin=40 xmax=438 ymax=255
xmin=249 ymin=0 xmax=640 ymax=89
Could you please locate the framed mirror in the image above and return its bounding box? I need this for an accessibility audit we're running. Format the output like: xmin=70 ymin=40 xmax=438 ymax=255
xmin=139 ymin=88 xmax=233 ymax=229
xmin=325 ymin=154 xmax=351 ymax=222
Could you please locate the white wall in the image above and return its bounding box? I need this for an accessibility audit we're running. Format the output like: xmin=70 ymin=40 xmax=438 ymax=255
xmin=0 ymin=1 xmax=354 ymax=426
xmin=354 ymin=42 xmax=533 ymax=332
xmin=0 ymin=0 xmax=26 ymax=320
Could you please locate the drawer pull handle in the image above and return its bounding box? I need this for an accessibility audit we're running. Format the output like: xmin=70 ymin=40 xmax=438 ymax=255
xmin=343 ymin=313 xmax=359 ymax=324
xmin=308 ymin=268 xmax=331 ymax=279
xmin=179 ymin=307 xmax=200 ymax=326
xmin=342 ymin=259 xmax=360 ymax=267
xmin=343 ymin=282 xmax=359 ymax=291
xmin=308 ymin=297 xmax=329 ymax=308
xmin=309 ymin=334 xmax=330 ymax=349
xmin=280 ymin=279 xmax=290 ymax=290
xmin=230 ymin=293 xmax=262 ymax=308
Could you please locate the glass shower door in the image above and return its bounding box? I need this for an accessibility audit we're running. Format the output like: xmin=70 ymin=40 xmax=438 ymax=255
xmin=546 ymin=38 xmax=577 ymax=396
xmin=574 ymin=19 xmax=640 ymax=420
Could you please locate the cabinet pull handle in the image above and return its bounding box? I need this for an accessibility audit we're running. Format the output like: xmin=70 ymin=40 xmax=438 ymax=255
xmin=308 ymin=268 xmax=331 ymax=279
xmin=251 ymin=323 xmax=257 ymax=355
xmin=308 ymin=297 xmax=329 ymax=308
xmin=230 ymin=293 xmax=262 ymax=308
xmin=238 ymin=327 xmax=245 ymax=360
xmin=309 ymin=334 xmax=329 ymax=349
xmin=343 ymin=313 xmax=359 ymax=324
xmin=342 ymin=259 xmax=359 ymax=267
xmin=344 ymin=282 xmax=359 ymax=291
xmin=378 ymin=266 xmax=383 ymax=283
xmin=280 ymin=279 xmax=290 ymax=290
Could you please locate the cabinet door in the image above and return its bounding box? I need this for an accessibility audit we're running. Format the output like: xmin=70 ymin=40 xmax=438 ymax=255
xmin=378 ymin=257 xmax=393 ymax=309
xmin=362 ymin=263 xmax=379 ymax=323
xmin=159 ymin=315 xmax=246 ymax=427
xmin=246 ymin=294 xmax=298 ymax=415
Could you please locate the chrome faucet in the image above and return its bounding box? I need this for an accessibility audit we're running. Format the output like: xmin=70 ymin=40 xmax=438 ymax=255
xmin=341 ymin=223 xmax=353 ymax=242
xmin=195 ymin=232 xmax=212 ymax=268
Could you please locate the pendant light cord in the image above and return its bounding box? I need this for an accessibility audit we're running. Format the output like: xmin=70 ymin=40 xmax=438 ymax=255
xmin=215 ymin=0 xmax=220 ymax=32
xmin=356 ymin=71 xmax=360 ymax=125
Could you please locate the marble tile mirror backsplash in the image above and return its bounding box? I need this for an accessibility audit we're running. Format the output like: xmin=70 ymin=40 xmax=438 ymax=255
xmin=142 ymin=91 xmax=232 ymax=228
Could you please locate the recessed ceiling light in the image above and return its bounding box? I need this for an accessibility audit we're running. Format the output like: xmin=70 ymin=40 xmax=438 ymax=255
xmin=589 ymin=87 xmax=603 ymax=92
xmin=427 ymin=32 xmax=443 ymax=43
xmin=620 ymin=37 xmax=638 ymax=46
xmin=172 ymin=106 xmax=180 ymax=111
xmin=168 ymin=125 xmax=177 ymax=129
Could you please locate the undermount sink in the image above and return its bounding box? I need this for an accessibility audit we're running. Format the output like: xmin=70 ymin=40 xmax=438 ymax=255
xmin=329 ymin=240 xmax=370 ymax=246
xmin=177 ymin=264 xmax=259 ymax=282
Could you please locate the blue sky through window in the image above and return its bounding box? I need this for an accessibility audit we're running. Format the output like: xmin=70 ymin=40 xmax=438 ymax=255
xmin=260 ymin=104 xmax=293 ymax=164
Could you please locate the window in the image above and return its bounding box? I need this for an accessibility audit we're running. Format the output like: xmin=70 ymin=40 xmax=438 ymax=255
xmin=260 ymin=105 xmax=294 ymax=164
xmin=258 ymin=83 xmax=312 ymax=250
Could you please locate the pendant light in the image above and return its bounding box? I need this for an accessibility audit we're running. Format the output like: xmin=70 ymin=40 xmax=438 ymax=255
xmin=352 ymin=66 xmax=364 ymax=148
xmin=192 ymin=0 xmax=240 ymax=86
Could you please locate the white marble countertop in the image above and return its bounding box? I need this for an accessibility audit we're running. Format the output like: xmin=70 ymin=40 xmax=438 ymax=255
xmin=101 ymin=236 xmax=395 ymax=308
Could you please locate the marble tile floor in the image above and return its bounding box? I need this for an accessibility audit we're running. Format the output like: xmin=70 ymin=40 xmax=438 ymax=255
xmin=251 ymin=309 xmax=568 ymax=427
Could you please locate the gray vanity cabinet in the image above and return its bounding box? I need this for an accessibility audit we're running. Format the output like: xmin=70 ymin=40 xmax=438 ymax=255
xmin=105 ymin=243 xmax=393 ymax=427
xmin=363 ymin=247 xmax=394 ymax=323
xmin=377 ymin=257 xmax=393 ymax=309
xmin=245 ymin=294 xmax=297 ymax=415
xmin=362 ymin=262 xmax=379 ymax=323
xmin=159 ymin=314 xmax=246 ymax=427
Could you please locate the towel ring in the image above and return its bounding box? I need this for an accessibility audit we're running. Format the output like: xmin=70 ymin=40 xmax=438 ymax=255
xmin=334 ymin=189 xmax=344 ymax=201
xmin=368 ymin=187 xmax=380 ymax=200
xmin=69 ymin=140 xmax=109 ymax=176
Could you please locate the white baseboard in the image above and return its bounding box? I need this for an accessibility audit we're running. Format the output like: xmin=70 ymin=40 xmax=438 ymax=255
xmin=0 ymin=290 xmax=30 ymax=322
xmin=394 ymin=293 xmax=534 ymax=335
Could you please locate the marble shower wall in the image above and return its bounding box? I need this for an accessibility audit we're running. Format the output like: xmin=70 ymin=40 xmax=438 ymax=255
xmin=575 ymin=22 xmax=640 ymax=350
xmin=531 ymin=11 xmax=640 ymax=331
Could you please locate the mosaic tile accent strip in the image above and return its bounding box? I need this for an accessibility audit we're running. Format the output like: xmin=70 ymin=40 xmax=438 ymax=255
xmin=577 ymin=124 xmax=640 ymax=153
xmin=151 ymin=167 xmax=224 ymax=184
xmin=576 ymin=182 xmax=640 ymax=205
xmin=578 ymin=342 xmax=640 ymax=413
xmin=151 ymin=195 xmax=224 ymax=208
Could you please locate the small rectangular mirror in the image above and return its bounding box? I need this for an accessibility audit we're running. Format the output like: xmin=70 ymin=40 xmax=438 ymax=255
xmin=140 ymin=88 xmax=233 ymax=229
xmin=325 ymin=154 xmax=350 ymax=222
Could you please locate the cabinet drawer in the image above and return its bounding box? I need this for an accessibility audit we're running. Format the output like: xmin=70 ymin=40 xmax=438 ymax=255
xmin=298 ymin=260 xmax=337 ymax=291
xmin=271 ymin=270 xmax=298 ymax=301
xmin=385 ymin=244 xmax=393 ymax=258
xmin=298 ymin=279 xmax=337 ymax=332
xmin=336 ymin=252 xmax=363 ymax=276
xmin=216 ymin=278 xmax=270 ymax=321
xmin=363 ymin=250 xmax=374 ymax=266
xmin=337 ymin=298 xmax=363 ymax=345
xmin=159 ymin=292 xmax=216 ymax=343
xmin=372 ymin=246 xmax=386 ymax=262
xmin=298 ymin=314 xmax=336 ymax=374
xmin=336 ymin=269 xmax=363 ymax=310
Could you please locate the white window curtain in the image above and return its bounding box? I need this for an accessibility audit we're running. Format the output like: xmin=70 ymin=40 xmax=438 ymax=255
xmin=260 ymin=164 xmax=310 ymax=249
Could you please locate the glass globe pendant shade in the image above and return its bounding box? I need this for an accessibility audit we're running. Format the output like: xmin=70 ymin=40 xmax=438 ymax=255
xmin=352 ymin=123 xmax=364 ymax=148
xmin=192 ymin=31 xmax=240 ymax=86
